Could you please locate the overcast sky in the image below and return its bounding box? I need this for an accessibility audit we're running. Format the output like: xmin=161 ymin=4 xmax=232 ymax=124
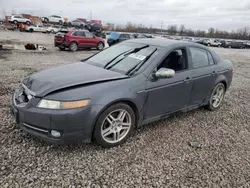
xmin=1 ymin=0 xmax=250 ymax=30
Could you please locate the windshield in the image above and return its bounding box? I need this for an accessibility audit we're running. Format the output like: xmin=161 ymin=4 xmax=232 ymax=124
xmin=86 ymin=42 xmax=159 ymax=74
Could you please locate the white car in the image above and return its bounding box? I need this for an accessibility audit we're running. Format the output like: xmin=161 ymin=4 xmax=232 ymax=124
xmin=25 ymin=25 xmax=47 ymax=33
xmin=206 ymin=39 xmax=222 ymax=47
xmin=44 ymin=15 xmax=64 ymax=24
xmin=9 ymin=15 xmax=31 ymax=24
xmin=45 ymin=26 xmax=61 ymax=33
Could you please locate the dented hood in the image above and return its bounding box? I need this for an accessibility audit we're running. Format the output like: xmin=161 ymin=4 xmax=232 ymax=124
xmin=23 ymin=62 xmax=128 ymax=97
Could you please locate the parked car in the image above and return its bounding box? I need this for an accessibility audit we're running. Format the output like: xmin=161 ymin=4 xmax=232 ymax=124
xmin=206 ymin=39 xmax=221 ymax=47
xmin=243 ymin=42 xmax=250 ymax=49
xmin=43 ymin=15 xmax=64 ymax=24
xmin=86 ymin=22 xmax=102 ymax=32
xmin=10 ymin=39 xmax=233 ymax=148
xmin=25 ymin=25 xmax=47 ymax=33
xmin=9 ymin=15 xmax=31 ymax=25
xmin=195 ymin=39 xmax=208 ymax=45
xmin=224 ymin=42 xmax=245 ymax=49
xmin=107 ymin=32 xmax=120 ymax=46
xmin=0 ymin=18 xmax=4 ymax=24
xmin=45 ymin=26 xmax=61 ymax=34
xmin=107 ymin=33 xmax=134 ymax=46
xmin=68 ymin=20 xmax=86 ymax=28
xmin=54 ymin=30 xmax=105 ymax=51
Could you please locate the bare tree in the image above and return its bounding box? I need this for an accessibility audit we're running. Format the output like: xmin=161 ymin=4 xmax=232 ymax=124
xmin=208 ymin=27 xmax=215 ymax=38
xmin=179 ymin=24 xmax=185 ymax=36
xmin=167 ymin=24 xmax=177 ymax=35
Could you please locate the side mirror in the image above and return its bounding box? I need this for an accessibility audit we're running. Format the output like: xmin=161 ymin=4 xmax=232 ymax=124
xmin=153 ymin=68 xmax=175 ymax=79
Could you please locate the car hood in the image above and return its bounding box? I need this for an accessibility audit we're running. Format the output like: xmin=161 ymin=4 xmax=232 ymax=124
xmin=23 ymin=62 xmax=128 ymax=97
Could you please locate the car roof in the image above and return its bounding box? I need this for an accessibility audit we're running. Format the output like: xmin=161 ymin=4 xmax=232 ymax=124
xmin=127 ymin=38 xmax=204 ymax=48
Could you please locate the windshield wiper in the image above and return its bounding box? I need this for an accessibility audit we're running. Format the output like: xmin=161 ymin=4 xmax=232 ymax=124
xmin=125 ymin=48 xmax=157 ymax=76
xmin=104 ymin=45 xmax=149 ymax=69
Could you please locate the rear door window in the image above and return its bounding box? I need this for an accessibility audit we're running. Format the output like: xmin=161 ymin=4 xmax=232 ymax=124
xmin=72 ymin=31 xmax=83 ymax=36
xmin=85 ymin=32 xmax=93 ymax=38
xmin=189 ymin=47 xmax=209 ymax=68
xmin=207 ymin=51 xmax=215 ymax=65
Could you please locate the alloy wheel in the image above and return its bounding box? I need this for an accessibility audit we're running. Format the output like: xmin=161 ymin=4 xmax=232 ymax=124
xmin=97 ymin=43 xmax=104 ymax=50
xmin=101 ymin=109 xmax=132 ymax=144
xmin=212 ymin=85 xmax=225 ymax=108
xmin=70 ymin=43 xmax=78 ymax=51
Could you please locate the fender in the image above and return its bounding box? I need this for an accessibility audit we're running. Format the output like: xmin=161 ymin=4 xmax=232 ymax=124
xmin=214 ymin=74 xmax=228 ymax=89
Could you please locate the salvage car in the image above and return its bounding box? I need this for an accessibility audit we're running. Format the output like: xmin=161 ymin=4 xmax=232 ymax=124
xmin=54 ymin=30 xmax=105 ymax=51
xmin=45 ymin=26 xmax=61 ymax=34
xmin=206 ymin=39 xmax=221 ymax=47
xmin=10 ymin=39 xmax=233 ymax=148
xmin=224 ymin=41 xmax=245 ymax=49
xmin=43 ymin=15 xmax=64 ymax=25
xmin=107 ymin=33 xmax=134 ymax=46
xmin=25 ymin=25 xmax=47 ymax=33
xmin=68 ymin=20 xmax=86 ymax=28
xmin=9 ymin=15 xmax=31 ymax=25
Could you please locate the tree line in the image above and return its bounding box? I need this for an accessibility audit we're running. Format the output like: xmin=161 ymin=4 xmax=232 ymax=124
xmin=113 ymin=22 xmax=250 ymax=40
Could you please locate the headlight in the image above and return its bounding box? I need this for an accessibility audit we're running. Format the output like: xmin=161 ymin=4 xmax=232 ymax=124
xmin=37 ymin=99 xmax=90 ymax=109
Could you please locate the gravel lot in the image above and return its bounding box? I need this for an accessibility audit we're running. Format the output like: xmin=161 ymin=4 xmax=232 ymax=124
xmin=1 ymin=31 xmax=250 ymax=187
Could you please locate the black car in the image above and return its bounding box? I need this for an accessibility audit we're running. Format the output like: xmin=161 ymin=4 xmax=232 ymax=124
xmin=86 ymin=23 xmax=102 ymax=32
xmin=224 ymin=42 xmax=245 ymax=49
xmin=10 ymin=39 xmax=233 ymax=148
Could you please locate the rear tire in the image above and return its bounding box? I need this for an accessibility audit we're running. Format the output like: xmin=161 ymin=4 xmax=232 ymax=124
xmin=50 ymin=29 xmax=54 ymax=34
xmin=59 ymin=20 xmax=63 ymax=25
xmin=26 ymin=21 xmax=31 ymax=25
xmin=13 ymin=20 xmax=18 ymax=24
xmin=205 ymin=83 xmax=226 ymax=111
xmin=69 ymin=42 xmax=78 ymax=52
xmin=29 ymin=29 xmax=34 ymax=32
xmin=93 ymin=103 xmax=136 ymax=148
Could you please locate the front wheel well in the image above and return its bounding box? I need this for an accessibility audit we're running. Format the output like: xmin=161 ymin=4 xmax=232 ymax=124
xmin=103 ymin=100 xmax=139 ymax=124
xmin=219 ymin=80 xmax=227 ymax=90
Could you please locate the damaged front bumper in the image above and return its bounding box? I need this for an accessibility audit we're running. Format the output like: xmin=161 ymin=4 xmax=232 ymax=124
xmin=10 ymin=84 xmax=94 ymax=144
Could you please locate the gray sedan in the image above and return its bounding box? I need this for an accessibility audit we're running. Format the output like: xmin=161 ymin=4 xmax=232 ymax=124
xmin=10 ymin=39 xmax=233 ymax=148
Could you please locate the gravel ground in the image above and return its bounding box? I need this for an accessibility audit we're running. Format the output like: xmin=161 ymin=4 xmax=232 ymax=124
xmin=1 ymin=31 xmax=250 ymax=187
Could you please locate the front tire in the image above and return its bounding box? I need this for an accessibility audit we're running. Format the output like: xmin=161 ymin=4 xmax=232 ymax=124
xmin=205 ymin=83 xmax=226 ymax=111
xmin=97 ymin=42 xmax=104 ymax=50
xmin=93 ymin=103 xmax=136 ymax=148
xmin=13 ymin=20 xmax=18 ymax=24
xmin=69 ymin=42 xmax=78 ymax=52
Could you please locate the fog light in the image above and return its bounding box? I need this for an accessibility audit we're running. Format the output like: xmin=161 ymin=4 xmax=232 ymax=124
xmin=51 ymin=130 xmax=61 ymax=138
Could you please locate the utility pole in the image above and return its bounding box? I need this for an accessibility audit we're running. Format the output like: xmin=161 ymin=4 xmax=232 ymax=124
xmin=89 ymin=11 xmax=92 ymax=20
xmin=161 ymin=20 xmax=163 ymax=34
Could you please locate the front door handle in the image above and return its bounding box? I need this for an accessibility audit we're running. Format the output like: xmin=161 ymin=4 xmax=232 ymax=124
xmin=184 ymin=77 xmax=191 ymax=83
xmin=211 ymin=71 xmax=217 ymax=76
